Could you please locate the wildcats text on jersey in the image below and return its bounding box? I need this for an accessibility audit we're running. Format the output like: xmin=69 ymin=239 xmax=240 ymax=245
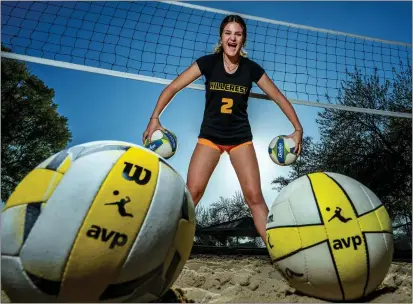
xmin=209 ymin=82 xmax=248 ymax=95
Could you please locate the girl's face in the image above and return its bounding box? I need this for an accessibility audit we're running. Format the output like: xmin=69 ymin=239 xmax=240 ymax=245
xmin=221 ymin=22 xmax=244 ymax=57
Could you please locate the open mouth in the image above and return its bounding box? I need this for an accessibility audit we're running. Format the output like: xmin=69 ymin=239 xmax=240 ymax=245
xmin=228 ymin=43 xmax=237 ymax=51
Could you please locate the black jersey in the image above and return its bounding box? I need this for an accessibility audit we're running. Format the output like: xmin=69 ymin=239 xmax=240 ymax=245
xmin=196 ymin=52 xmax=265 ymax=145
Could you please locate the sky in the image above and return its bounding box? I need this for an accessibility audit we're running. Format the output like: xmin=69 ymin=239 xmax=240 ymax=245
xmin=1 ymin=0 xmax=412 ymax=210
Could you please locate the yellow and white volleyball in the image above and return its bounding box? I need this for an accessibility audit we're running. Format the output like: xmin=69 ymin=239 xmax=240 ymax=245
xmin=268 ymin=135 xmax=297 ymax=166
xmin=144 ymin=128 xmax=178 ymax=159
xmin=1 ymin=140 xmax=196 ymax=303
xmin=266 ymin=172 xmax=393 ymax=301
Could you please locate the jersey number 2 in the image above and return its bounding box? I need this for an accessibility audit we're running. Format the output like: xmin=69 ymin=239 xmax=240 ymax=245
xmin=221 ymin=98 xmax=233 ymax=114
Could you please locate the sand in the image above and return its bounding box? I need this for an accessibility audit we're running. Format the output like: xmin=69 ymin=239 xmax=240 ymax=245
xmin=1 ymin=255 xmax=411 ymax=303
xmin=170 ymin=255 xmax=412 ymax=303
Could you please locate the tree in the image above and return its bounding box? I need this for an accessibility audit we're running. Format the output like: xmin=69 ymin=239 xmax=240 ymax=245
xmin=194 ymin=190 xmax=253 ymax=246
xmin=195 ymin=190 xmax=251 ymax=227
xmin=271 ymin=66 xmax=412 ymax=224
xmin=1 ymin=46 xmax=72 ymax=202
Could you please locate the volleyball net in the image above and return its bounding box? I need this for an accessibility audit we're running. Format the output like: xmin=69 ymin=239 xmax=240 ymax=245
xmin=1 ymin=1 xmax=411 ymax=118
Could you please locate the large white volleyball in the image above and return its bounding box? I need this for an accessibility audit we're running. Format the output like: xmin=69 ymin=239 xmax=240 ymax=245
xmin=1 ymin=140 xmax=195 ymax=303
xmin=266 ymin=172 xmax=393 ymax=301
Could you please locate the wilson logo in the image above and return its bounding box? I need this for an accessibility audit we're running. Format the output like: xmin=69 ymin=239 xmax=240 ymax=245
xmin=122 ymin=162 xmax=151 ymax=185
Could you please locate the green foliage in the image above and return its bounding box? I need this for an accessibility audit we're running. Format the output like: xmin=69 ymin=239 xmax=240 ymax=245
xmin=195 ymin=190 xmax=253 ymax=247
xmin=195 ymin=190 xmax=251 ymax=228
xmin=271 ymin=66 xmax=412 ymax=223
xmin=1 ymin=46 xmax=72 ymax=202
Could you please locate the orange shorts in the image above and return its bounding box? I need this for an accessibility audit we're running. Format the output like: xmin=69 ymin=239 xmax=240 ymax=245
xmin=197 ymin=138 xmax=252 ymax=154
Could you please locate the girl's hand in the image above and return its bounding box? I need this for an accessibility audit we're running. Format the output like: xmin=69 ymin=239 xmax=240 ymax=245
xmin=286 ymin=130 xmax=303 ymax=156
xmin=142 ymin=118 xmax=165 ymax=144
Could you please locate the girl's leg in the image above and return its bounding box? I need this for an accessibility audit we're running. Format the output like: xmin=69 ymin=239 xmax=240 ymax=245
xmin=229 ymin=143 xmax=269 ymax=243
xmin=186 ymin=141 xmax=221 ymax=206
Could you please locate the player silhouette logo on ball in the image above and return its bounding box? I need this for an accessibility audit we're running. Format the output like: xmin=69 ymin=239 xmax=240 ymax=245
xmin=105 ymin=190 xmax=133 ymax=217
xmin=327 ymin=206 xmax=352 ymax=223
